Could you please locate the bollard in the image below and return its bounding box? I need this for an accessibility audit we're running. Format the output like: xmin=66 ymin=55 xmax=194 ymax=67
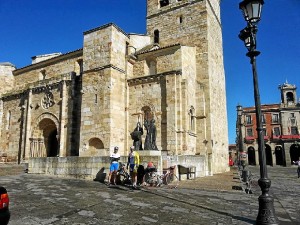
xmin=242 ymin=170 xmax=249 ymax=183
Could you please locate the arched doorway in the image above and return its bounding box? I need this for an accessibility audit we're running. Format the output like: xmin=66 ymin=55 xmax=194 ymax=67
xmin=248 ymin=146 xmax=256 ymax=165
xmin=265 ymin=144 xmax=273 ymax=166
xmin=275 ymin=146 xmax=284 ymax=166
xmin=31 ymin=117 xmax=59 ymax=157
xmin=290 ymin=144 xmax=300 ymax=164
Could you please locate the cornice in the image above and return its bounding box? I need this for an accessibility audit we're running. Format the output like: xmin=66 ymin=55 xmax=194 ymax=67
xmin=127 ymin=70 xmax=182 ymax=85
xmin=83 ymin=23 xmax=129 ymax=38
xmin=1 ymin=72 xmax=74 ymax=101
xmin=84 ymin=64 xmax=125 ymax=74
xmin=13 ymin=49 xmax=83 ymax=75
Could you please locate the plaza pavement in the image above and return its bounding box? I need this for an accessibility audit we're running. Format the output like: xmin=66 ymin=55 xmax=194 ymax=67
xmin=0 ymin=164 xmax=299 ymax=225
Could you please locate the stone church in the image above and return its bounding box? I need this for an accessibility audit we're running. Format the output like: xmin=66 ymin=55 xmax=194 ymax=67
xmin=0 ymin=0 xmax=229 ymax=178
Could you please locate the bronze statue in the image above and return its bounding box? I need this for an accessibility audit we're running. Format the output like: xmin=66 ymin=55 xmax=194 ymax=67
xmin=130 ymin=122 xmax=143 ymax=150
xmin=144 ymin=118 xmax=158 ymax=150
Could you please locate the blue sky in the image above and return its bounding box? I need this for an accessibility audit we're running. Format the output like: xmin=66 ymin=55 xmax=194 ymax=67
xmin=1 ymin=0 xmax=299 ymax=144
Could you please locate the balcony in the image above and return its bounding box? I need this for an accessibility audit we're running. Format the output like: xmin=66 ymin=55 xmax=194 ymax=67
xmin=280 ymin=135 xmax=300 ymax=140
xmin=245 ymin=136 xmax=255 ymax=144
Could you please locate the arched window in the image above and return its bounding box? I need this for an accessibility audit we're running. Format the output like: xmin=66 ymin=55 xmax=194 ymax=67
xmin=154 ymin=30 xmax=159 ymax=44
xmin=39 ymin=70 xmax=46 ymax=80
xmin=147 ymin=60 xmax=157 ymax=75
xmin=75 ymin=59 xmax=83 ymax=75
xmin=160 ymin=0 xmax=169 ymax=7
xmin=178 ymin=15 xmax=183 ymax=24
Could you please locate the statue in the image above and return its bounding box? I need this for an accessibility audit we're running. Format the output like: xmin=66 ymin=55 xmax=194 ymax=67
xmin=144 ymin=118 xmax=158 ymax=150
xmin=130 ymin=122 xmax=143 ymax=150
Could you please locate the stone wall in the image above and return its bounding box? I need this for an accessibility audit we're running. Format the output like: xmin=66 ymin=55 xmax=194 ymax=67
xmin=13 ymin=52 xmax=82 ymax=88
xmin=0 ymin=63 xmax=15 ymax=95
xmin=80 ymin=24 xmax=129 ymax=156
xmin=27 ymin=152 xmax=206 ymax=180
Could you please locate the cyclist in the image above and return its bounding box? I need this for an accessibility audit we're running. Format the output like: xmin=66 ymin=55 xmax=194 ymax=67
xmin=107 ymin=146 xmax=120 ymax=185
xmin=127 ymin=146 xmax=140 ymax=189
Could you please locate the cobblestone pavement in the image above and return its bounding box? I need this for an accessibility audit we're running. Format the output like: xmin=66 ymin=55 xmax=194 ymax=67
xmin=0 ymin=164 xmax=299 ymax=225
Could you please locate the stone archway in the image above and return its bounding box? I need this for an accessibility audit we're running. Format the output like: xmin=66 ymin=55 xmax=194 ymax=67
xmin=248 ymin=146 xmax=256 ymax=165
xmin=81 ymin=138 xmax=106 ymax=157
xmin=89 ymin=138 xmax=104 ymax=155
xmin=265 ymin=144 xmax=273 ymax=166
xmin=275 ymin=146 xmax=284 ymax=166
xmin=290 ymin=144 xmax=300 ymax=165
xmin=31 ymin=113 xmax=59 ymax=157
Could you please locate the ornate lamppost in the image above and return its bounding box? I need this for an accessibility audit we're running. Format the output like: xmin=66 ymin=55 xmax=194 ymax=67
xmin=238 ymin=0 xmax=278 ymax=224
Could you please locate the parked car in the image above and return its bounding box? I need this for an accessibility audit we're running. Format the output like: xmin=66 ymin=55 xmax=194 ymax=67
xmin=0 ymin=186 xmax=10 ymax=225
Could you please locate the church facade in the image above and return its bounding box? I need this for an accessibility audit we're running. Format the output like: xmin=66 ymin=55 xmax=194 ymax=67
xmin=0 ymin=0 xmax=228 ymax=176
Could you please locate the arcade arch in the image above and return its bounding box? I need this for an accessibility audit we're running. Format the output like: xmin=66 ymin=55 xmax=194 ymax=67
xmin=265 ymin=144 xmax=273 ymax=166
xmin=275 ymin=146 xmax=284 ymax=166
xmin=247 ymin=146 xmax=256 ymax=165
xmin=290 ymin=144 xmax=300 ymax=165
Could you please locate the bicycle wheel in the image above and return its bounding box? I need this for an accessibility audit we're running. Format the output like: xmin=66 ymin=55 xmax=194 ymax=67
xmin=165 ymin=173 xmax=179 ymax=188
xmin=118 ymin=173 xmax=131 ymax=186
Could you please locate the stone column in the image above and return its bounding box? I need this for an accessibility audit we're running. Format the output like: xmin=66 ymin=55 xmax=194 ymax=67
xmin=255 ymin=146 xmax=260 ymax=166
xmin=24 ymin=89 xmax=32 ymax=160
xmin=29 ymin=139 xmax=33 ymax=157
xmin=59 ymin=80 xmax=67 ymax=157
xmin=284 ymin=143 xmax=291 ymax=166
xmin=38 ymin=139 xmax=44 ymax=157
xmin=272 ymin=148 xmax=276 ymax=166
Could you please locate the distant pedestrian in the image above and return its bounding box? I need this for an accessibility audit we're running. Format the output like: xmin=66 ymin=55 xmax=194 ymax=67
xmin=127 ymin=146 xmax=140 ymax=189
xmin=107 ymin=146 xmax=120 ymax=185
xmin=292 ymin=158 xmax=300 ymax=178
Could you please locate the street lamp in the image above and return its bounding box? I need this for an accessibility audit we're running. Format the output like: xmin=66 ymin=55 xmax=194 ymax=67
xmin=238 ymin=0 xmax=278 ymax=224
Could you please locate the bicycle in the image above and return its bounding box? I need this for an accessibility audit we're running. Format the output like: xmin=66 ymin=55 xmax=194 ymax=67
xmin=116 ymin=163 xmax=132 ymax=186
xmin=161 ymin=165 xmax=179 ymax=188
xmin=144 ymin=165 xmax=179 ymax=188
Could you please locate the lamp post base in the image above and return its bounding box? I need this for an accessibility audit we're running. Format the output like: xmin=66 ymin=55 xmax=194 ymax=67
xmin=256 ymin=178 xmax=278 ymax=225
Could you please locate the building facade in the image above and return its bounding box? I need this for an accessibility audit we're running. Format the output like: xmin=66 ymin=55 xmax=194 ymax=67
xmin=236 ymin=82 xmax=300 ymax=167
xmin=0 ymin=0 xmax=228 ymax=176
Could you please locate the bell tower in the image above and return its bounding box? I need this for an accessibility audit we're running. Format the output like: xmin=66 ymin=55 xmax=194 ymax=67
xmin=146 ymin=0 xmax=228 ymax=174
xmin=279 ymin=82 xmax=298 ymax=107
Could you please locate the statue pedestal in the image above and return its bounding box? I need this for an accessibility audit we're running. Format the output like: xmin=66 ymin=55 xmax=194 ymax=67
xmin=137 ymin=150 xmax=161 ymax=157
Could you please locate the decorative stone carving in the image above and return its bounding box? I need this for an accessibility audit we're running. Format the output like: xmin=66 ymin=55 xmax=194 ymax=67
xmin=41 ymin=91 xmax=54 ymax=109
